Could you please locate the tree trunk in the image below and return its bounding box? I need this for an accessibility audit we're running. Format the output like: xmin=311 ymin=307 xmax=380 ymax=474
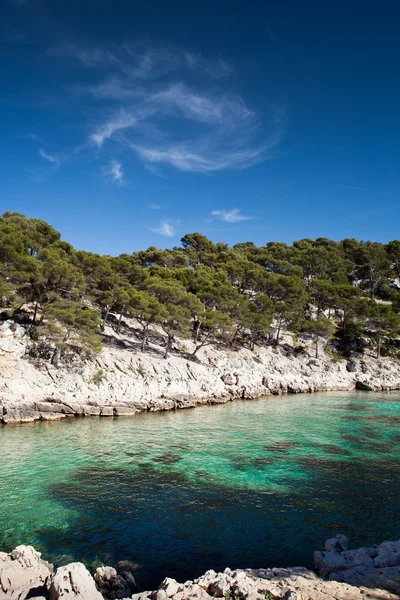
xmin=51 ymin=346 xmax=60 ymax=367
xmin=377 ymin=333 xmax=381 ymax=359
xmin=275 ymin=317 xmax=282 ymax=345
xmin=102 ymin=305 xmax=111 ymax=331
xmin=141 ymin=325 xmax=149 ymax=351
xmin=116 ymin=308 xmax=125 ymax=335
xmin=164 ymin=335 xmax=172 ymax=359
xmin=193 ymin=320 xmax=201 ymax=343
xmin=192 ymin=332 xmax=211 ymax=356
xmin=315 ymin=335 xmax=319 ymax=358
xmin=32 ymin=301 xmax=39 ymax=325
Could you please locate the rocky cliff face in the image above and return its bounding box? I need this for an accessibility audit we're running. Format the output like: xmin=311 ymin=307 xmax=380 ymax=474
xmin=2 ymin=537 xmax=400 ymax=600
xmin=1 ymin=318 xmax=400 ymax=424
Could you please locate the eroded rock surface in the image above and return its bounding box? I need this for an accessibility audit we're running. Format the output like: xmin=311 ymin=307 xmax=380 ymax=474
xmin=49 ymin=562 xmax=104 ymax=600
xmin=0 ymin=545 xmax=53 ymax=600
xmin=1 ymin=318 xmax=400 ymax=425
xmin=127 ymin=566 xmax=398 ymax=600
xmin=2 ymin=539 xmax=400 ymax=600
xmin=315 ymin=535 xmax=400 ymax=595
xmin=94 ymin=566 xmax=137 ymax=599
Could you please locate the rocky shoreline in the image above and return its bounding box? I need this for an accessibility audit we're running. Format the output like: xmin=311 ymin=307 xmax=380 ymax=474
xmin=1 ymin=319 xmax=400 ymax=425
xmin=1 ymin=535 xmax=400 ymax=599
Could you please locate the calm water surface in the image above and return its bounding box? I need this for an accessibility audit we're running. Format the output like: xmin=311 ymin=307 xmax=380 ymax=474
xmin=1 ymin=391 xmax=400 ymax=589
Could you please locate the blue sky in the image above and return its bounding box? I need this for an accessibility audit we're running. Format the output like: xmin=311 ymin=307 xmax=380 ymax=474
xmin=1 ymin=0 xmax=400 ymax=254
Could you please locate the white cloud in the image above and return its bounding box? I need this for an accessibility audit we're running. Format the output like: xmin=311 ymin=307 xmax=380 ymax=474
xmin=150 ymin=221 xmax=174 ymax=237
xmin=150 ymin=204 xmax=163 ymax=209
xmin=338 ymin=184 xmax=371 ymax=192
xmin=56 ymin=42 xmax=232 ymax=81
xmin=50 ymin=41 xmax=287 ymax=175
xmin=90 ymin=109 xmax=139 ymax=147
xmin=150 ymin=82 xmax=251 ymax=124
xmin=210 ymin=209 xmax=252 ymax=223
xmin=104 ymin=159 xmax=123 ymax=184
xmin=39 ymin=148 xmax=60 ymax=167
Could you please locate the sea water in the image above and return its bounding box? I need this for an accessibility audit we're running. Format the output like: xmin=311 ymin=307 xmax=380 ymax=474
xmin=1 ymin=390 xmax=399 ymax=589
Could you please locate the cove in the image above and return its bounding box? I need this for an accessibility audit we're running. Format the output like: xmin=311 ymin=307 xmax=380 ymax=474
xmin=1 ymin=390 xmax=400 ymax=590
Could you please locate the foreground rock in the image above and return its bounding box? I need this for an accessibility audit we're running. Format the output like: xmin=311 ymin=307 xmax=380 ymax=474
xmin=1 ymin=319 xmax=400 ymax=425
xmin=49 ymin=562 xmax=104 ymax=600
xmin=94 ymin=566 xmax=137 ymax=599
xmin=0 ymin=545 xmax=53 ymax=600
xmin=2 ymin=538 xmax=400 ymax=600
xmin=315 ymin=535 xmax=400 ymax=595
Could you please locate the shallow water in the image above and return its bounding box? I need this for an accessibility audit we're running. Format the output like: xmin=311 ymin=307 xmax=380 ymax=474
xmin=1 ymin=391 xmax=400 ymax=589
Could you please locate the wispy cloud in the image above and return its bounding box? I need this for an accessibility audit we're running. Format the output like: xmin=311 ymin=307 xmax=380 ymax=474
xmin=55 ymin=42 xmax=232 ymax=80
xmin=338 ymin=184 xmax=371 ymax=192
xmin=48 ymin=41 xmax=286 ymax=175
xmin=90 ymin=109 xmax=139 ymax=147
xmin=150 ymin=220 xmax=175 ymax=236
xmin=104 ymin=159 xmax=123 ymax=184
xmin=210 ymin=208 xmax=253 ymax=223
xmin=150 ymin=204 xmax=164 ymax=210
xmin=39 ymin=148 xmax=60 ymax=167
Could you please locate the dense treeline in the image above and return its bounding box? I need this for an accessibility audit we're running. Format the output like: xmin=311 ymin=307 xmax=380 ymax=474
xmin=1 ymin=211 xmax=400 ymax=364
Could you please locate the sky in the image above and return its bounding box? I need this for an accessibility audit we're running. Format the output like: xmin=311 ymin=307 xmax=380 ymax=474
xmin=1 ymin=0 xmax=400 ymax=255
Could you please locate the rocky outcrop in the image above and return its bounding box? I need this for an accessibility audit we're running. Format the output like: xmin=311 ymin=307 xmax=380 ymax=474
xmin=315 ymin=535 xmax=400 ymax=595
xmin=0 ymin=545 xmax=53 ymax=600
xmin=1 ymin=319 xmax=400 ymax=425
xmin=94 ymin=566 xmax=137 ymax=599
xmin=2 ymin=538 xmax=400 ymax=600
xmin=49 ymin=562 xmax=104 ymax=600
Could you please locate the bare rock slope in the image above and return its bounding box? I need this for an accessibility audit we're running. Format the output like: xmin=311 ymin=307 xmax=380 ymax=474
xmin=1 ymin=319 xmax=400 ymax=424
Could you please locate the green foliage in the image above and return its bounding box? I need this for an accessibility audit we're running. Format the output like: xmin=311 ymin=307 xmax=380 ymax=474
xmin=2 ymin=211 xmax=400 ymax=364
xmin=92 ymin=369 xmax=107 ymax=385
xmin=365 ymin=302 xmax=400 ymax=357
xmin=301 ymin=317 xmax=335 ymax=358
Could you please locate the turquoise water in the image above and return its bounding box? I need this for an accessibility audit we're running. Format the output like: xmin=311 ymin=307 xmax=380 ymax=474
xmin=1 ymin=391 xmax=400 ymax=589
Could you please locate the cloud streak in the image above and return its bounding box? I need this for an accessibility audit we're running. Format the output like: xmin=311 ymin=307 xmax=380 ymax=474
xmin=210 ymin=208 xmax=252 ymax=223
xmin=338 ymin=184 xmax=371 ymax=192
xmin=104 ymin=159 xmax=123 ymax=184
xmin=150 ymin=220 xmax=175 ymax=236
xmin=49 ymin=41 xmax=287 ymax=175
xmin=39 ymin=148 xmax=60 ymax=167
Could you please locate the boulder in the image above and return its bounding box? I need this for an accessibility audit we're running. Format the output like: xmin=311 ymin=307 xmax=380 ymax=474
xmin=158 ymin=577 xmax=183 ymax=597
xmin=375 ymin=540 xmax=400 ymax=568
xmin=49 ymin=562 xmax=104 ymax=600
xmin=331 ymin=565 xmax=400 ymax=595
xmin=324 ymin=534 xmax=350 ymax=553
xmin=0 ymin=545 xmax=53 ymax=600
xmin=94 ymin=565 xmax=137 ymax=599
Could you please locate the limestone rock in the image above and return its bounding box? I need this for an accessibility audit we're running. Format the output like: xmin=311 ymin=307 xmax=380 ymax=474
xmin=49 ymin=562 xmax=104 ymax=600
xmin=315 ymin=535 xmax=400 ymax=595
xmin=158 ymin=577 xmax=183 ymax=597
xmin=375 ymin=540 xmax=400 ymax=568
xmin=94 ymin=565 xmax=137 ymax=599
xmin=0 ymin=545 xmax=53 ymax=600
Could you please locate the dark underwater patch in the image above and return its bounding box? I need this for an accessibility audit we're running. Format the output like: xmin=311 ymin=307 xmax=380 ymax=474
xmin=29 ymin=452 xmax=400 ymax=591
xmin=264 ymin=440 xmax=298 ymax=453
xmin=340 ymin=433 xmax=392 ymax=454
xmin=153 ymin=452 xmax=182 ymax=465
xmin=232 ymin=456 xmax=279 ymax=471
xmin=318 ymin=444 xmax=352 ymax=456
xmin=331 ymin=403 xmax=368 ymax=411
